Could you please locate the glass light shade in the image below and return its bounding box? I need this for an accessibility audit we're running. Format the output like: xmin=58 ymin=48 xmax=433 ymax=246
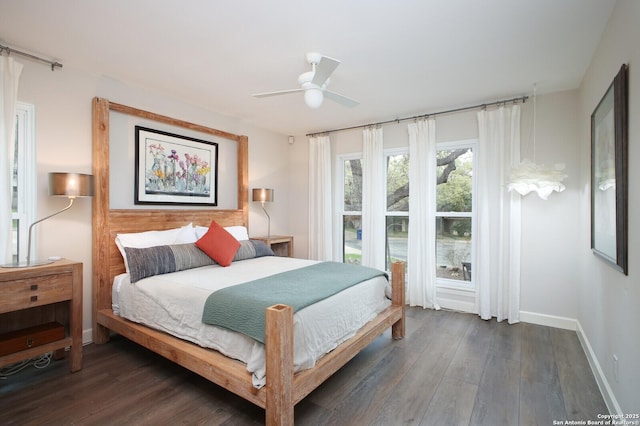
xmin=49 ymin=172 xmax=94 ymax=197
xmin=252 ymin=188 xmax=274 ymax=203
xmin=507 ymin=159 xmax=567 ymax=200
xmin=304 ymin=88 xmax=324 ymax=108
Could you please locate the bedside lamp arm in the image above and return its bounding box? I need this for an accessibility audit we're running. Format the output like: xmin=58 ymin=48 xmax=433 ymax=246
xmin=261 ymin=201 xmax=271 ymax=241
xmin=26 ymin=197 xmax=75 ymax=265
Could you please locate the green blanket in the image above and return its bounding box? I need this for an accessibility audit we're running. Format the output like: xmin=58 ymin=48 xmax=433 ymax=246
xmin=201 ymin=261 xmax=387 ymax=343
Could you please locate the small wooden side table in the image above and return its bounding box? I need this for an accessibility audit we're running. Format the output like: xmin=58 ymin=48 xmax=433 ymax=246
xmin=252 ymin=235 xmax=293 ymax=257
xmin=0 ymin=259 xmax=83 ymax=372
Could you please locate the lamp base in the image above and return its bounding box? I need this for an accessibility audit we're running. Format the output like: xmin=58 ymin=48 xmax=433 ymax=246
xmin=1 ymin=259 xmax=54 ymax=268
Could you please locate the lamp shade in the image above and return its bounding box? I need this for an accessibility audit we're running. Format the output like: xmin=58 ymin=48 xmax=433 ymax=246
xmin=507 ymin=159 xmax=567 ymax=200
xmin=49 ymin=173 xmax=94 ymax=197
xmin=252 ymin=188 xmax=274 ymax=203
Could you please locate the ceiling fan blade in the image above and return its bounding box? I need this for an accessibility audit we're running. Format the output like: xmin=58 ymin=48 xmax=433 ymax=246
xmin=324 ymin=90 xmax=359 ymax=108
xmin=252 ymin=88 xmax=303 ymax=98
xmin=311 ymin=56 xmax=340 ymax=86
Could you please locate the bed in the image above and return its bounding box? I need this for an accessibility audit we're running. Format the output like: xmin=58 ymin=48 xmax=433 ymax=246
xmin=91 ymin=97 xmax=405 ymax=425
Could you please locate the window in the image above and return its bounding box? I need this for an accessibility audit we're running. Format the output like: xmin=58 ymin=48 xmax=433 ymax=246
xmin=385 ymin=151 xmax=408 ymax=271
xmin=338 ymin=140 xmax=474 ymax=286
xmin=341 ymin=155 xmax=362 ymax=264
xmin=435 ymin=140 xmax=475 ymax=288
xmin=10 ymin=103 xmax=36 ymax=263
xmin=339 ymin=151 xmax=410 ymax=272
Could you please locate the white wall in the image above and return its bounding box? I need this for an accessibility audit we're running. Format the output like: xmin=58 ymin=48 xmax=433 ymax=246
xmin=519 ymin=90 xmax=582 ymax=326
xmin=577 ymin=0 xmax=640 ymax=414
xmin=16 ymin=64 xmax=290 ymax=344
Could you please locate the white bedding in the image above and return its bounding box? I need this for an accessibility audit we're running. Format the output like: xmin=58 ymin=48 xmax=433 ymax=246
xmin=112 ymin=256 xmax=391 ymax=388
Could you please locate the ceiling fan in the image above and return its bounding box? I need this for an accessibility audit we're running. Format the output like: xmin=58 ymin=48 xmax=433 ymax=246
xmin=252 ymin=52 xmax=359 ymax=109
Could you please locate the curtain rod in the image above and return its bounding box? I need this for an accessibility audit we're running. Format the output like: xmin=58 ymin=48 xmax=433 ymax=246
xmin=0 ymin=43 xmax=63 ymax=71
xmin=306 ymin=95 xmax=528 ymax=137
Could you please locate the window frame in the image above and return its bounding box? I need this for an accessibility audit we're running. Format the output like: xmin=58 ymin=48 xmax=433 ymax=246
xmin=11 ymin=102 xmax=37 ymax=263
xmin=384 ymin=147 xmax=409 ymax=271
xmin=336 ymin=152 xmax=363 ymax=263
xmin=435 ymin=138 xmax=477 ymax=291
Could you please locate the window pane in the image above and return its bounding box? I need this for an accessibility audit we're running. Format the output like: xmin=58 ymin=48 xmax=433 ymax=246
xmin=436 ymin=148 xmax=473 ymax=213
xmin=11 ymin=219 xmax=19 ymax=262
xmin=436 ymin=217 xmax=472 ymax=281
xmin=386 ymin=216 xmax=408 ymax=271
xmin=386 ymin=154 xmax=409 ymax=212
xmin=12 ymin=118 xmax=18 ymax=213
xmin=343 ymin=214 xmax=362 ymax=264
xmin=344 ymin=159 xmax=362 ymax=211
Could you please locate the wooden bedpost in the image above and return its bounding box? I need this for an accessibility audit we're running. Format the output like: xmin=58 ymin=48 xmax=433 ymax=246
xmin=92 ymin=97 xmax=112 ymax=344
xmin=238 ymin=135 xmax=249 ymax=228
xmin=391 ymin=261 xmax=406 ymax=339
xmin=265 ymin=304 xmax=294 ymax=426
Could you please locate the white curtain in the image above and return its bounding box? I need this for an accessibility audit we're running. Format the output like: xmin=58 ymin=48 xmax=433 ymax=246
xmin=0 ymin=56 xmax=23 ymax=263
xmin=407 ymin=118 xmax=440 ymax=309
xmin=361 ymin=127 xmax=385 ymax=270
xmin=476 ymin=105 xmax=521 ymax=323
xmin=308 ymin=136 xmax=333 ymax=261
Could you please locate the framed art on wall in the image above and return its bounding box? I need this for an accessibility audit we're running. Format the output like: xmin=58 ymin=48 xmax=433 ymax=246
xmin=135 ymin=126 xmax=218 ymax=206
xmin=591 ymin=64 xmax=628 ymax=275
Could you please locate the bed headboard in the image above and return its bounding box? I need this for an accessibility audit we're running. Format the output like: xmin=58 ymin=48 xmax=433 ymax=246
xmin=91 ymin=97 xmax=249 ymax=343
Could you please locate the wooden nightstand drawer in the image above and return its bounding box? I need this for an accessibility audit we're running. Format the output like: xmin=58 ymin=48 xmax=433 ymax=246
xmin=0 ymin=322 xmax=65 ymax=356
xmin=0 ymin=273 xmax=73 ymax=313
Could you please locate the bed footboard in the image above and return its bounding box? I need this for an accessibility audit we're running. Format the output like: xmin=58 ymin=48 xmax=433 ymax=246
xmin=264 ymin=261 xmax=405 ymax=425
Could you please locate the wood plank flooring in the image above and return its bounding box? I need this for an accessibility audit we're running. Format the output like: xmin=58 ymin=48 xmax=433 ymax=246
xmin=0 ymin=308 xmax=608 ymax=425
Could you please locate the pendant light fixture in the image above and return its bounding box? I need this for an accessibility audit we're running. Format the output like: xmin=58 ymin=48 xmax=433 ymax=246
xmin=507 ymin=84 xmax=567 ymax=200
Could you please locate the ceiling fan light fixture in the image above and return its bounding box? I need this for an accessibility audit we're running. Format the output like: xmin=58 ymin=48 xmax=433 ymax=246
xmin=304 ymin=88 xmax=323 ymax=108
xmin=252 ymin=52 xmax=359 ymax=108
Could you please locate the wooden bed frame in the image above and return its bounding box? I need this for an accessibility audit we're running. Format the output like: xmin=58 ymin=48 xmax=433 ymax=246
xmin=91 ymin=97 xmax=405 ymax=425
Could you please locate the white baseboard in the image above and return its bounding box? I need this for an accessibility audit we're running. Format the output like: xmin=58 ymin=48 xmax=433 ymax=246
xmin=82 ymin=328 xmax=93 ymax=345
xmin=437 ymin=297 xmax=475 ymax=313
xmin=519 ymin=310 xmax=577 ymax=330
xmin=436 ymin=287 xmax=476 ymax=313
xmin=576 ymin=321 xmax=621 ymax=415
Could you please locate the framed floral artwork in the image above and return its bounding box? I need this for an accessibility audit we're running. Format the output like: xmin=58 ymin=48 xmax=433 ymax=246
xmin=134 ymin=126 xmax=218 ymax=206
xmin=591 ymin=64 xmax=628 ymax=274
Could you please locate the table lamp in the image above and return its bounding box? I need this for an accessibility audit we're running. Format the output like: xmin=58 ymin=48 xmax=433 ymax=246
xmin=252 ymin=188 xmax=273 ymax=241
xmin=3 ymin=172 xmax=94 ymax=267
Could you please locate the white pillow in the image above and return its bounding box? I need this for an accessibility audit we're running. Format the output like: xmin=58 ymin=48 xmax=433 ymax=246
xmin=115 ymin=223 xmax=197 ymax=272
xmin=195 ymin=225 xmax=249 ymax=241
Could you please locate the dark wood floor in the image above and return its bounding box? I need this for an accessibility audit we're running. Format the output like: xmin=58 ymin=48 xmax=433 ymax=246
xmin=0 ymin=308 xmax=608 ymax=425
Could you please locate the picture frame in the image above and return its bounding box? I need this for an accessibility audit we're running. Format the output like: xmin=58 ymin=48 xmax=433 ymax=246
xmin=135 ymin=126 xmax=218 ymax=206
xmin=591 ymin=64 xmax=628 ymax=275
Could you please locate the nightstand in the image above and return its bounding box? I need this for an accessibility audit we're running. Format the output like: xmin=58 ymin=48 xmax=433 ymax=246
xmin=0 ymin=259 xmax=83 ymax=372
xmin=252 ymin=235 xmax=293 ymax=257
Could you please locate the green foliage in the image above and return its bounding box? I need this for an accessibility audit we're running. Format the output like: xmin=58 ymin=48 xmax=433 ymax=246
xmin=436 ymin=152 xmax=473 ymax=212
xmin=386 ymin=154 xmax=409 ymax=211
xmin=451 ymin=220 xmax=471 ymax=236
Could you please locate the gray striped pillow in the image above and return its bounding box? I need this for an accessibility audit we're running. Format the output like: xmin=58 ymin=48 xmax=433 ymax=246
xmin=125 ymin=240 xmax=274 ymax=283
xmin=125 ymin=243 xmax=215 ymax=283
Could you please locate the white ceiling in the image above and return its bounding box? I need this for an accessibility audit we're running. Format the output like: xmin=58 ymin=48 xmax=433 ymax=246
xmin=1 ymin=0 xmax=614 ymax=136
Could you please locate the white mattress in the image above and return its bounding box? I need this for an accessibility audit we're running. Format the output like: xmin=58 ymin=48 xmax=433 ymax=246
xmin=112 ymin=256 xmax=391 ymax=388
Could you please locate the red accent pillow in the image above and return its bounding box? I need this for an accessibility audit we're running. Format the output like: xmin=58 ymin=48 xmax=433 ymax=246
xmin=195 ymin=221 xmax=241 ymax=267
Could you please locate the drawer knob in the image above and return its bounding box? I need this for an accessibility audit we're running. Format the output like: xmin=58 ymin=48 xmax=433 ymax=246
xmin=31 ymin=284 xmax=38 ymax=291
xmin=27 ymin=338 xmax=34 ymax=348
xmin=30 ymin=295 xmax=38 ymax=302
